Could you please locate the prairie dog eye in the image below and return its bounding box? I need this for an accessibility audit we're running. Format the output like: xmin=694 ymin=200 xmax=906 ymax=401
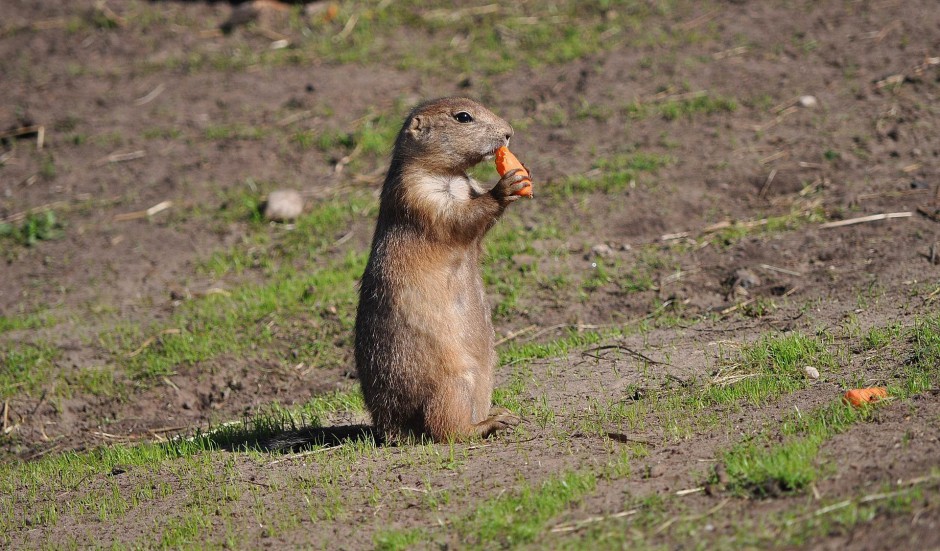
xmin=453 ymin=112 xmax=474 ymax=123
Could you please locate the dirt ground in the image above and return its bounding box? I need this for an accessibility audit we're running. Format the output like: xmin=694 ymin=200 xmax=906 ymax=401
xmin=1 ymin=0 xmax=939 ymax=549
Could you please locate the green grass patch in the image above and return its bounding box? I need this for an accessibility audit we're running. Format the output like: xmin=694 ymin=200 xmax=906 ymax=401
xmin=457 ymin=470 xmax=597 ymax=547
xmin=708 ymin=206 xmax=827 ymax=249
xmin=0 ymin=342 xmax=59 ymax=399
xmin=201 ymin=190 xmax=374 ymax=277
xmin=560 ymin=152 xmax=674 ymax=195
xmin=377 ymin=471 xmax=601 ymax=549
xmin=375 ymin=528 xmax=424 ymax=551
xmin=775 ymin=474 xmax=938 ymax=548
xmin=741 ymin=332 xmax=834 ymax=375
xmin=141 ymin=127 xmax=183 ymax=140
xmin=600 ymin=332 xmax=834 ymax=439
xmin=0 ymin=210 xmax=63 ymax=247
xmin=378 ymin=449 xmax=638 ymax=549
xmin=719 ymin=316 xmax=939 ymax=497
xmin=139 ymin=1 xmax=711 ymax=77
xmin=0 ymin=311 xmax=50 ymax=334
xmin=69 ymin=366 xmax=121 ymax=399
xmin=498 ymin=330 xmax=605 ymax=367
xmin=109 ymin=249 xmax=365 ymax=380
xmin=314 ymin=109 xmax=401 ymax=159
xmin=721 ymin=401 xmax=868 ymax=496
xmin=862 ymin=323 xmax=901 ymax=350
xmin=0 ymin=388 xmax=364 ymax=496
xmin=483 ymin=219 xmax=561 ymax=320
xmin=105 ymin=192 xmax=376 ymax=381
xmin=555 ymin=471 xmax=938 ymax=549
xmin=0 ymin=389 xmax=367 ymax=545
xmin=623 ymin=92 xmax=737 ymax=121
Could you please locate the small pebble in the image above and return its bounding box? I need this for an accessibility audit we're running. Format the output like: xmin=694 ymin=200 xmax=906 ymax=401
xmin=798 ymin=95 xmax=818 ymax=108
xmin=589 ymin=243 xmax=614 ymax=259
xmin=804 ymin=365 xmax=820 ymax=380
xmin=731 ymin=268 xmax=761 ymax=289
xmin=264 ymin=189 xmax=304 ymax=221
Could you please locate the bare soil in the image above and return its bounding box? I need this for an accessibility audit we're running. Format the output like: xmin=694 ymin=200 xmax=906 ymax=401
xmin=1 ymin=0 xmax=938 ymax=548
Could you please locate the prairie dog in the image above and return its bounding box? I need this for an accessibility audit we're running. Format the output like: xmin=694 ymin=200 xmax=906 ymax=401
xmin=354 ymin=97 xmax=529 ymax=442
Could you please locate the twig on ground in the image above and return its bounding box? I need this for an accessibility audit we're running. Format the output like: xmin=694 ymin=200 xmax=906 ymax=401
xmin=25 ymin=443 xmax=63 ymax=461
xmin=113 ymin=200 xmax=173 ymax=222
xmin=758 ymin=168 xmax=777 ymax=199
xmin=148 ymin=426 xmax=188 ymax=434
xmin=1 ymin=401 xmax=9 ymax=433
xmin=856 ymin=188 xmax=928 ymax=201
xmin=92 ymin=431 xmax=142 ymax=442
xmin=239 ymin=477 xmax=272 ymax=488
xmin=917 ymin=206 xmax=940 ymax=222
xmin=332 ymin=231 xmax=354 ymax=247
xmin=30 ymin=390 xmax=48 ymax=417
xmin=495 ymin=324 xmax=538 ymax=346
xmin=333 ymin=12 xmax=359 ymax=41
xmin=712 ymin=46 xmax=747 ymax=60
xmin=95 ymin=2 xmax=126 ymax=26
xmin=785 ymin=475 xmax=940 ymax=529
xmin=753 ymin=107 xmax=797 ymax=132
xmin=712 ymin=372 xmax=759 ymax=386
xmin=97 ymin=150 xmax=146 ymax=165
xmin=665 ymin=373 xmax=692 ymax=387
xmin=866 ymin=20 xmax=900 ymax=42
xmin=819 ymin=211 xmax=911 ymax=228
xmin=126 ymin=328 xmax=182 ymax=357
xmin=421 ymin=4 xmax=501 ymax=23
xmin=519 ymin=323 xmax=611 ymax=343
xmin=679 ymin=10 xmax=718 ymax=30
xmin=925 ymin=286 xmax=940 ymax=304
xmin=0 ymin=125 xmax=45 ymax=149
xmin=606 ymin=432 xmax=654 ymax=446
xmin=661 ymin=218 xmax=769 ymax=242
xmin=721 ymin=298 xmax=754 ymax=316
xmin=550 ymin=509 xmax=639 ymax=533
xmin=399 ymin=486 xmax=429 ymax=493
xmin=277 ymin=110 xmax=314 ymax=126
xmin=759 ymin=150 xmax=789 ymax=165
xmin=877 ymin=73 xmax=906 ymax=88
xmin=759 ymin=264 xmax=803 ymax=277
xmin=266 ymin=444 xmax=345 ymax=466
xmin=583 ymin=344 xmax=667 ymax=365
xmin=134 ymin=83 xmax=165 ymax=106
xmin=654 ymin=498 xmax=729 ymax=534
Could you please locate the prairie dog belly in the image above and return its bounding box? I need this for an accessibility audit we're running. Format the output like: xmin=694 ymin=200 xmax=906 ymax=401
xmin=395 ymin=254 xmax=493 ymax=377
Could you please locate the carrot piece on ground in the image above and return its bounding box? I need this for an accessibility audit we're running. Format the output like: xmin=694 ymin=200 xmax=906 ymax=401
xmin=842 ymin=387 xmax=888 ymax=407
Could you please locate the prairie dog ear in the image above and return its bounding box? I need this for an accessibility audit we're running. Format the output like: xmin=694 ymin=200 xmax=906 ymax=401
xmin=407 ymin=115 xmax=430 ymax=140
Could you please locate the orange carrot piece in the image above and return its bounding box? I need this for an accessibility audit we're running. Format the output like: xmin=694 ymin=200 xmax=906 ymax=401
xmin=842 ymin=387 xmax=888 ymax=407
xmin=494 ymin=146 xmax=533 ymax=197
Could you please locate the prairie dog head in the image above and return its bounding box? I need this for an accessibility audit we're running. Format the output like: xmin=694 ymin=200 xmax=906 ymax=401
xmin=393 ymin=97 xmax=514 ymax=176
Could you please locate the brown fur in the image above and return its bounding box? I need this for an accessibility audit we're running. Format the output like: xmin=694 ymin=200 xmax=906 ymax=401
xmin=354 ymin=98 xmax=528 ymax=442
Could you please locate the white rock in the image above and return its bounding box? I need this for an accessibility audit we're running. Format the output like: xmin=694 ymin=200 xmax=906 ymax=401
xmin=589 ymin=243 xmax=614 ymax=258
xmin=798 ymin=95 xmax=818 ymax=108
xmin=804 ymin=365 xmax=820 ymax=380
xmin=264 ymin=190 xmax=304 ymax=221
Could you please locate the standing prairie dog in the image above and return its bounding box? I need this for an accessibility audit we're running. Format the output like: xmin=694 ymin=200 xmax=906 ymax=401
xmin=354 ymin=97 xmax=530 ymax=442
